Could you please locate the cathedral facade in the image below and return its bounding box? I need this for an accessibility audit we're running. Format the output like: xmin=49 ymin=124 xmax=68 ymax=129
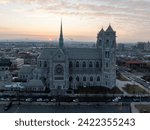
xmin=34 ymin=22 xmax=116 ymax=94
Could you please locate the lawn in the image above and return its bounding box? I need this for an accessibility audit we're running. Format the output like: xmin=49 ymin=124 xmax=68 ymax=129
xmin=75 ymin=86 xmax=123 ymax=94
xmin=123 ymin=84 xmax=148 ymax=94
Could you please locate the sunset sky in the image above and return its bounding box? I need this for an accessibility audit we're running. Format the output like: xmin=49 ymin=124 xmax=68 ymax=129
xmin=0 ymin=0 xmax=150 ymax=42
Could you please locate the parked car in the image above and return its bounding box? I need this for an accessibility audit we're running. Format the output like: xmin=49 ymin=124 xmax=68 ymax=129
xmin=0 ymin=98 xmax=10 ymax=101
xmin=112 ymin=97 xmax=121 ymax=102
xmin=51 ymin=98 xmax=56 ymax=102
xmin=25 ymin=98 xmax=33 ymax=102
xmin=37 ymin=98 xmax=43 ymax=102
xmin=73 ymin=98 xmax=79 ymax=102
xmin=43 ymin=99 xmax=49 ymax=103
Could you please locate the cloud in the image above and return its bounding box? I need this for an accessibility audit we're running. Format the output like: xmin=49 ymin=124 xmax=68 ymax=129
xmin=0 ymin=0 xmax=9 ymax=4
xmin=1 ymin=0 xmax=150 ymax=19
xmin=21 ymin=0 xmax=149 ymax=21
xmin=3 ymin=0 xmax=149 ymax=24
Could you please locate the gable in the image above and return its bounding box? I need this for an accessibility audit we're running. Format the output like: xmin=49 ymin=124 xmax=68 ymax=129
xmin=52 ymin=49 xmax=66 ymax=61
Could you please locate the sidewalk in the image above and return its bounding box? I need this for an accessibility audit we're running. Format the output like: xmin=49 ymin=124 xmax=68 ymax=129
xmin=130 ymin=103 xmax=139 ymax=113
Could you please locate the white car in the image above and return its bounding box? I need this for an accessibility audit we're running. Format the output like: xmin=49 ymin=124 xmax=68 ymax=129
xmin=43 ymin=99 xmax=49 ymax=102
xmin=25 ymin=98 xmax=32 ymax=102
xmin=37 ymin=98 xmax=43 ymax=102
xmin=112 ymin=97 xmax=121 ymax=102
xmin=0 ymin=98 xmax=10 ymax=101
xmin=73 ymin=99 xmax=79 ymax=102
xmin=51 ymin=98 xmax=56 ymax=102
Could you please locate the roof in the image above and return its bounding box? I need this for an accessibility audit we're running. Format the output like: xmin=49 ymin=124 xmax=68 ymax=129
xmin=33 ymin=68 xmax=42 ymax=73
xmin=27 ymin=79 xmax=44 ymax=88
xmin=38 ymin=47 xmax=102 ymax=60
xmin=126 ymin=61 xmax=145 ymax=64
xmin=38 ymin=48 xmax=57 ymax=60
xmin=5 ymin=83 xmax=25 ymax=89
xmin=65 ymin=48 xmax=101 ymax=59
xmin=19 ymin=65 xmax=33 ymax=74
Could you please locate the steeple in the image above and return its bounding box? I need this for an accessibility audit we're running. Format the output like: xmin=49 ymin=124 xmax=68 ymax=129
xmin=106 ymin=25 xmax=114 ymax=32
xmin=98 ymin=28 xmax=104 ymax=35
xmin=59 ymin=20 xmax=64 ymax=48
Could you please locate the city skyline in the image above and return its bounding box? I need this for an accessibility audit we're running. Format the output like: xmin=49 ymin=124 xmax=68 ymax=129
xmin=0 ymin=0 xmax=150 ymax=42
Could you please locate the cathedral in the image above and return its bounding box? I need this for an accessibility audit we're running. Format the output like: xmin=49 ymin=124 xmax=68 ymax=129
xmin=34 ymin=22 xmax=116 ymax=94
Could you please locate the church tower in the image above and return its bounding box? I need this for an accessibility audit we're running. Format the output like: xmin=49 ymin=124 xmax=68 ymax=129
xmin=97 ymin=25 xmax=116 ymax=88
xmin=59 ymin=20 xmax=64 ymax=48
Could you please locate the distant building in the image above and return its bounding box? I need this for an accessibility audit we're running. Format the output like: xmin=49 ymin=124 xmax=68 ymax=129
xmin=0 ymin=71 xmax=10 ymax=81
xmin=144 ymin=41 xmax=150 ymax=51
xmin=137 ymin=42 xmax=145 ymax=51
xmin=18 ymin=52 xmax=37 ymax=65
xmin=18 ymin=65 xmax=33 ymax=82
xmin=117 ymin=43 xmax=125 ymax=51
xmin=0 ymin=58 xmax=12 ymax=71
xmin=33 ymin=22 xmax=116 ymax=95
xmin=0 ymin=58 xmax=12 ymax=81
xmin=126 ymin=60 xmax=147 ymax=70
xmin=137 ymin=41 xmax=150 ymax=51
xmin=10 ymin=58 xmax=24 ymax=70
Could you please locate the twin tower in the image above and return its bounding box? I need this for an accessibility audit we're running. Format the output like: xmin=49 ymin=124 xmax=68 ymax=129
xmin=96 ymin=25 xmax=116 ymax=88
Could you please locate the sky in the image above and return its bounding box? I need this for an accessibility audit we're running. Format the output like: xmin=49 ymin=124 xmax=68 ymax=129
xmin=0 ymin=0 xmax=150 ymax=43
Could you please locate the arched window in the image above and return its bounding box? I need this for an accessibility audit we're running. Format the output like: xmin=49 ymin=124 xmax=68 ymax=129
xmin=105 ymin=51 xmax=110 ymax=58
xmin=96 ymin=62 xmax=99 ymax=68
xmin=89 ymin=61 xmax=93 ymax=68
xmin=44 ymin=61 xmax=47 ymax=67
xmin=98 ymin=39 xmax=102 ymax=46
xmin=69 ymin=76 xmax=73 ymax=82
xmin=76 ymin=61 xmax=79 ymax=67
xmin=99 ymin=40 xmax=102 ymax=44
xmin=112 ymin=40 xmax=115 ymax=47
xmin=106 ymin=81 xmax=108 ymax=86
xmin=97 ymin=76 xmax=100 ymax=81
xmin=82 ymin=61 xmax=86 ymax=68
xmin=90 ymin=76 xmax=93 ymax=81
xmin=106 ymin=62 xmax=109 ymax=68
xmin=76 ymin=76 xmax=79 ymax=81
xmin=106 ymin=39 xmax=109 ymax=47
xmin=83 ymin=76 xmax=86 ymax=81
xmin=69 ymin=61 xmax=72 ymax=68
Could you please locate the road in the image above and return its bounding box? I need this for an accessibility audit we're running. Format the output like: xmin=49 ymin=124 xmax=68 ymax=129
xmin=0 ymin=92 xmax=150 ymax=113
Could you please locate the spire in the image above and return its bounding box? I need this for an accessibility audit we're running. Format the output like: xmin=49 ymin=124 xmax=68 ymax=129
xmin=59 ymin=19 xmax=64 ymax=48
xmin=106 ymin=25 xmax=114 ymax=32
xmin=97 ymin=28 xmax=104 ymax=38
xmin=99 ymin=28 xmax=104 ymax=34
